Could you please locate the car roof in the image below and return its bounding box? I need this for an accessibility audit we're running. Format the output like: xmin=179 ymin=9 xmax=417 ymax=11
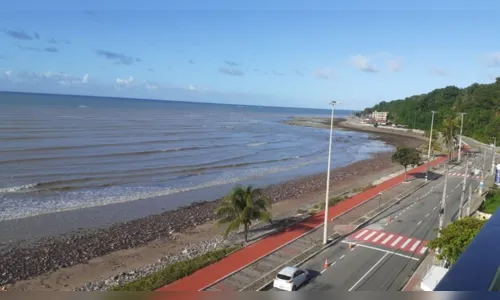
xmin=278 ymin=266 xmax=299 ymax=276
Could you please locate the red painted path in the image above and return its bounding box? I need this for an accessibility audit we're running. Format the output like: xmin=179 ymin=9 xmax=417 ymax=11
xmin=157 ymin=156 xmax=448 ymax=291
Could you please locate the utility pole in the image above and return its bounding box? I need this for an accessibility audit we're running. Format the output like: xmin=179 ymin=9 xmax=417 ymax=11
xmin=459 ymin=155 xmax=469 ymax=219
xmin=323 ymin=101 xmax=339 ymax=245
xmin=437 ymin=163 xmax=449 ymax=264
xmin=457 ymin=113 xmax=466 ymax=163
xmin=467 ymin=183 xmax=472 ymax=217
xmin=426 ymin=111 xmax=436 ymax=182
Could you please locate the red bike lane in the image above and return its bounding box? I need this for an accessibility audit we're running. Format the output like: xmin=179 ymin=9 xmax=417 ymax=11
xmin=157 ymin=156 xmax=448 ymax=291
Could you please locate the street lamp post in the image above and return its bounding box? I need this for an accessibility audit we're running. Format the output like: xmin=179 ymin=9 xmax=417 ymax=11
xmin=425 ymin=111 xmax=436 ymax=182
xmin=467 ymin=183 xmax=472 ymax=217
xmin=457 ymin=113 xmax=466 ymax=163
xmin=378 ymin=192 xmax=382 ymax=209
xmin=459 ymin=155 xmax=469 ymax=219
xmin=437 ymin=163 xmax=449 ymax=263
xmin=323 ymin=101 xmax=339 ymax=245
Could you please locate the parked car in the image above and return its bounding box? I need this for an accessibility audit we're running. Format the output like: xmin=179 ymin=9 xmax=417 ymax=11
xmin=273 ymin=266 xmax=310 ymax=291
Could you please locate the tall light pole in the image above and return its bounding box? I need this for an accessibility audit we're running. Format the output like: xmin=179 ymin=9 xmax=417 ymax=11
xmin=323 ymin=101 xmax=339 ymax=245
xmin=459 ymin=155 xmax=469 ymax=219
xmin=467 ymin=183 xmax=472 ymax=217
xmin=492 ymin=137 xmax=496 ymax=175
xmin=437 ymin=163 xmax=449 ymax=264
xmin=425 ymin=111 xmax=436 ymax=182
xmin=457 ymin=113 xmax=466 ymax=163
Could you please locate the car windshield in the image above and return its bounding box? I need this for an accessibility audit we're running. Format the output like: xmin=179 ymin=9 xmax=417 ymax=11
xmin=276 ymin=274 xmax=291 ymax=281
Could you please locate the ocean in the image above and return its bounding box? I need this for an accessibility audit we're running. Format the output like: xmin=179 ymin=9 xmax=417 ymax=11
xmin=0 ymin=92 xmax=392 ymax=222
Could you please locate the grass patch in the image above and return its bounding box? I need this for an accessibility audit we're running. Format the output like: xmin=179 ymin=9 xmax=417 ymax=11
xmin=317 ymin=195 xmax=349 ymax=210
xmin=110 ymin=245 xmax=241 ymax=291
xmin=479 ymin=187 xmax=500 ymax=214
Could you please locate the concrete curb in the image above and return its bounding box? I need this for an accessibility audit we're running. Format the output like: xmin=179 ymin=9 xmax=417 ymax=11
xmin=255 ymin=178 xmax=435 ymax=291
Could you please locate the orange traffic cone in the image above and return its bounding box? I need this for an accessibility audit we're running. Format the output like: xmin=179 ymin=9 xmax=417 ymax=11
xmin=349 ymin=243 xmax=355 ymax=250
xmin=324 ymin=259 xmax=328 ymax=270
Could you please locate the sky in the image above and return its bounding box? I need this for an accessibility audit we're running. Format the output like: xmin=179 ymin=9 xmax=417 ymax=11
xmin=1 ymin=0 xmax=500 ymax=110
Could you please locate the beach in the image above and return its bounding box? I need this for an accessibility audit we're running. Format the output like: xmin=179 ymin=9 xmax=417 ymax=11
xmin=1 ymin=113 xmax=427 ymax=290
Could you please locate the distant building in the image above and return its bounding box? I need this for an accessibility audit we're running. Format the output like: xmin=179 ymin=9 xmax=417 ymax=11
xmin=371 ymin=111 xmax=388 ymax=123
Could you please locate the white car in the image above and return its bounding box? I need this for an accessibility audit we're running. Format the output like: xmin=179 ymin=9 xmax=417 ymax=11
xmin=273 ymin=266 xmax=310 ymax=291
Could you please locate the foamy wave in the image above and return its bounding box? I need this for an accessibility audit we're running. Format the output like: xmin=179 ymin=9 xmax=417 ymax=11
xmin=0 ymin=156 xmax=324 ymax=221
xmin=0 ymin=183 xmax=38 ymax=193
xmin=247 ymin=142 xmax=267 ymax=147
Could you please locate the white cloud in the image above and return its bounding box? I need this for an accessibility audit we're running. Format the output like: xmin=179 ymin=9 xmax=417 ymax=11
xmin=116 ymin=76 xmax=135 ymax=86
xmin=387 ymin=57 xmax=403 ymax=72
xmin=145 ymin=82 xmax=158 ymax=90
xmin=312 ymin=67 xmax=333 ymax=79
xmin=188 ymin=84 xmax=196 ymax=91
xmin=4 ymin=70 xmax=12 ymax=77
xmin=432 ymin=68 xmax=448 ymax=77
xmin=15 ymin=71 xmax=89 ymax=85
xmin=82 ymin=73 xmax=89 ymax=83
xmin=350 ymin=54 xmax=378 ymax=73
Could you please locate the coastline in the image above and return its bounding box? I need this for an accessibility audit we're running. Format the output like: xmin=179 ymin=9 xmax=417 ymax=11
xmin=1 ymin=117 xmax=425 ymax=290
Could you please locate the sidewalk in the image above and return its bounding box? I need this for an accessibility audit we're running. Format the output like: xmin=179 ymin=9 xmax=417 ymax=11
xmin=157 ymin=156 xmax=448 ymax=291
xmin=402 ymin=253 xmax=436 ymax=291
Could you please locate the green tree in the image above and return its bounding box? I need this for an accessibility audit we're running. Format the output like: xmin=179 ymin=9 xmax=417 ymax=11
xmin=424 ymin=129 xmax=442 ymax=155
xmin=428 ymin=217 xmax=487 ymax=265
xmin=391 ymin=147 xmax=421 ymax=182
xmin=215 ymin=185 xmax=272 ymax=242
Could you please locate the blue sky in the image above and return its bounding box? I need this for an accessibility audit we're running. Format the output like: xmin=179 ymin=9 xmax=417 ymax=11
xmin=1 ymin=0 xmax=500 ymax=110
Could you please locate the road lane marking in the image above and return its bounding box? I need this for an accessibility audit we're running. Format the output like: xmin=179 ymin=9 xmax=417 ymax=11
xmin=348 ymin=252 xmax=389 ymax=291
xmin=372 ymin=233 xmax=385 ymax=242
xmin=410 ymin=241 xmax=421 ymax=252
xmin=363 ymin=231 xmax=377 ymax=241
xmin=391 ymin=236 xmax=403 ymax=247
xmin=382 ymin=234 xmax=394 ymax=245
xmin=417 ymin=221 xmax=422 ymax=226
xmin=425 ymin=213 xmax=430 ymax=218
xmin=355 ymin=230 xmax=368 ymax=239
xmin=400 ymin=239 xmax=412 ymax=249
xmin=340 ymin=255 xmax=345 ymax=260
xmin=419 ymin=247 xmax=428 ymax=254
xmin=433 ymin=206 xmax=437 ymax=211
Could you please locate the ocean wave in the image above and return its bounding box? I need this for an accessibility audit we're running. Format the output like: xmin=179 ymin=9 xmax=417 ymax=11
xmin=0 ymin=183 xmax=38 ymax=193
xmin=0 ymin=156 xmax=326 ymax=221
xmin=247 ymin=142 xmax=267 ymax=147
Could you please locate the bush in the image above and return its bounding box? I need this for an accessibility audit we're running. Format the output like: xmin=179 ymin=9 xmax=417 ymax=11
xmin=479 ymin=188 xmax=500 ymax=214
xmin=317 ymin=195 xmax=348 ymax=210
xmin=110 ymin=246 xmax=240 ymax=291
xmin=296 ymin=208 xmax=307 ymax=214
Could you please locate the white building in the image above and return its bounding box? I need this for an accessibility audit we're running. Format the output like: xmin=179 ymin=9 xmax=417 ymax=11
xmin=371 ymin=111 xmax=388 ymax=123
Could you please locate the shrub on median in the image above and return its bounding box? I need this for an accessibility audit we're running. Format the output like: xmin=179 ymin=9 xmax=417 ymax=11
xmin=110 ymin=245 xmax=241 ymax=291
xmin=479 ymin=186 xmax=500 ymax=214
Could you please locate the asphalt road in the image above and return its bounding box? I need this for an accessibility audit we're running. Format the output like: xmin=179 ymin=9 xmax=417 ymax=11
xmin=266 ymin=155 xmax=490 ymax=292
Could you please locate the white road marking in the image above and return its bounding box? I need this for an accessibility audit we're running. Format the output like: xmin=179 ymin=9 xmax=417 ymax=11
xmin=410 ymin=241 xmax=421 ymax=252
xmin=391 ymin=236 xmax=403 ymax=247
xmin=349 ymin=252 xmax=389 ymax=291
xmin=382 ymin=234 xmax=394 ymax=245
xmin=417 ymin=220 xmax=422 ymax=226
xmin=372 ymin=233 xmax=385 ymax=242
xmin=419 ymin=247 xmax=428 ymax=254
xmin=340 ymin=255 xmax=345 ymax=260
xmin=433 ymin=206 xmax=437 ymax=211
xmin=320 ymin=261 xmax=336 ymax=274
xmin=363 ymin=231 xmax=377 ymax=241
xmin=425 ymin=213 xmax=430 ymax=218
xmin=341 ymin=241 xmax=420 ymax=261
xmin=400 ymin=239 xmax=412 ymax=249
xmin=355 ymin=230 xmax=368 ymax=239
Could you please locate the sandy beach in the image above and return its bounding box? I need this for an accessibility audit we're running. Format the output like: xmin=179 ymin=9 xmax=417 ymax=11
xmin=1 ymin=117 xmax=427 ymax=291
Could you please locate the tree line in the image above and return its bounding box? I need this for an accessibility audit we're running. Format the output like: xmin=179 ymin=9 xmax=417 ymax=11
xmin=357 ymin=77 xmax=500 ymax=144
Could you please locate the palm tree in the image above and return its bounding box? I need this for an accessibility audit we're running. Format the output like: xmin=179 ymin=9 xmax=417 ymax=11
xmin=442 ymin=117 xmax=459 ymax=161
xmin=215 ymin=185 xmax=272 ymax=242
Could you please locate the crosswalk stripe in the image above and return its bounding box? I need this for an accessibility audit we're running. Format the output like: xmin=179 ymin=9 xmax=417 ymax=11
xmin=381 ymin=234 xmax=394 ymax=245
xmin=355 ymin=230 xmax=368 ymax=239
xmin=410 ymin=241 xmax=421 ymax=251
xmin=391 ymin=236 xmax=403 ymax=247
xmin=363 ymin=231 xmax=377 ymax=241
xmin=400 ymin=239 xmax=412 ymax=249
xmin=419 ymin=246 xmax=428 ymax=254
xmin=372 ymin=233 xmax=385 ymax=242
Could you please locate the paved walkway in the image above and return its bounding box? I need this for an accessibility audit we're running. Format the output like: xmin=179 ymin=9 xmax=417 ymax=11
xmin=157 ymin=156 xmax=448 ymax=291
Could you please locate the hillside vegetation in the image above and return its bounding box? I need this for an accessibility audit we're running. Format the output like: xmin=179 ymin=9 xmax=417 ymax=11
xmin=360 ymin=78 xmax=500 ymax=144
